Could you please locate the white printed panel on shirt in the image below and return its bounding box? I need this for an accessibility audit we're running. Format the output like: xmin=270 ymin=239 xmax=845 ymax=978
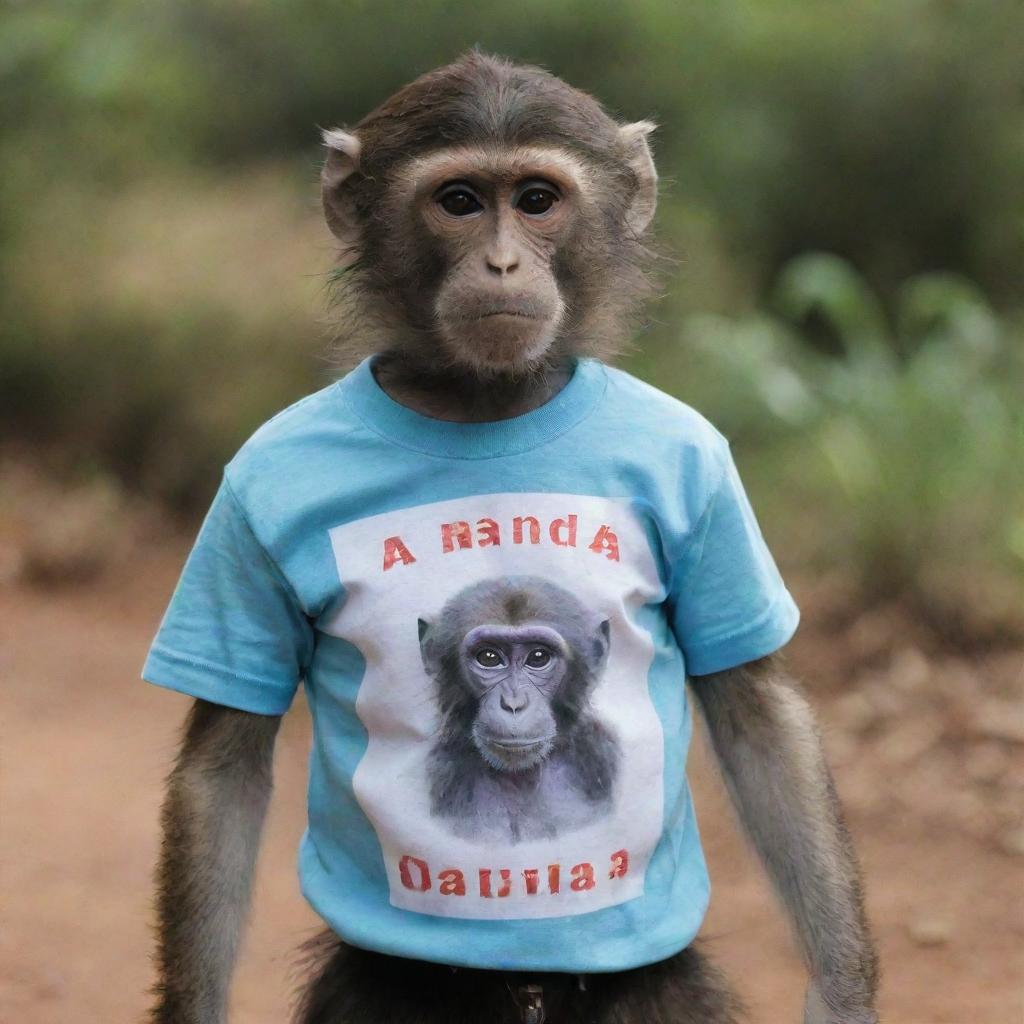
xmin=325 ymin=493 xmax=665 ymax=920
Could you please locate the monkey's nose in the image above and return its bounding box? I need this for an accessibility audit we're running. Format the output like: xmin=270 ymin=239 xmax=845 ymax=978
xmin=500 ymin=691 xmax=529 ymax=713
xmin=485 ymin=252 xmax=520 ymax=276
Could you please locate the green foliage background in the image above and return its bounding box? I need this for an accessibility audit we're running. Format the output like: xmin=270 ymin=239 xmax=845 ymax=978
xmin=2 ymin=0 xmax=1022 ymax=625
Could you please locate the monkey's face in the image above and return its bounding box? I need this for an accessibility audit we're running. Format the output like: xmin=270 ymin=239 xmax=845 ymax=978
xmin=321 ymin=56 xmax=659 ymax=371
xmin=460 ymin=623 xmax=567 ymax=771
xmin=396 ymin=146 xmax=596 ymax=376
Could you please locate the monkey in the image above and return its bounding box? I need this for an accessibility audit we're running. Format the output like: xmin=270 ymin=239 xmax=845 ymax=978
xmin=418 ymin=576 xmax=620 ymax=844
xmin=144 ymin=50 xmax=879 ymax=1024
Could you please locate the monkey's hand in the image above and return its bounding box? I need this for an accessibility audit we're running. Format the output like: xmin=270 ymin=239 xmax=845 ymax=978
xmin=690 ymin=654 xmax=880 ymax=1024
xmin=804 ymin=980 xmax=879 ymax=1024
xmin=802 ymin=978 xmax=876 ymax=1024
xmin=150 ymin=698 xmax=281 ymax=1024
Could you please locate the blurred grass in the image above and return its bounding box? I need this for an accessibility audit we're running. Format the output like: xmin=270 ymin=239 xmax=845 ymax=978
xmin=634 ymin=255 xmax=1024 ymax=636
xmin=1 ymin=0 xmax=1022 ymax=635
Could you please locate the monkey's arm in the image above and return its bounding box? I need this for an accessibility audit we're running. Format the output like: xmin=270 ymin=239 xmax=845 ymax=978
xmin=150 ymin=698 xmax=281 ymax=1024
xmin=690 ymin=654 xmax=879 ymax=1024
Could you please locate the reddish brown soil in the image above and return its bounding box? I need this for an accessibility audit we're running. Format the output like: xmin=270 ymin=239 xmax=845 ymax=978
xmin=1 ymin=547 xmax=1021 ymax=1023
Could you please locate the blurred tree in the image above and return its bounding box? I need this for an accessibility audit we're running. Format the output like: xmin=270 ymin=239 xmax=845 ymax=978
xmin=1 ymin=0 xmax=1022 ymax=525
xmin=2 ymin=0 xmax=1021 ymax=302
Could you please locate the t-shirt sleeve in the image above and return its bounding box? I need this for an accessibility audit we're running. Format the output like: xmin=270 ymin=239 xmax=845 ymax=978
xmin=141 ymin=476 xmax=313 ymax=715
xmin=668 ymin=444 xmax=800 ymax=676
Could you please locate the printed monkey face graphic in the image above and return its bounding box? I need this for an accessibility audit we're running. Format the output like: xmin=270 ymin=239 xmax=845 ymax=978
xmin=419 ymin=576 xmax=619 ymax=843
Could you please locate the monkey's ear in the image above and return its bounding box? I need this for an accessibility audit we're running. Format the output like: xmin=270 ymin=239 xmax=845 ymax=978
xmin=590 ymin=619 xmax=612 ymax=675
xmin=321 ymin=128 xmax=363 ymax=244
xmin=618 ymin=121 xmax=658 ymax=236
xmin=417 ymin=618 xmax=437 ymax=675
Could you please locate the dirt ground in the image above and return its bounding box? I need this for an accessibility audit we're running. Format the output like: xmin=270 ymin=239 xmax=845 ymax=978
xmin=1 ymin=543 xmax=1022 ymax=1024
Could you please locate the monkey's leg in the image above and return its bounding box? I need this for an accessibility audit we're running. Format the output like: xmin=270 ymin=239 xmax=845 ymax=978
xmin=293 ymin=934 xmax=529 ymax=1024
xmin=151 ymin=698 xmax=281 ymax=1024
xmin=690 ymin=654 xmax=879 ymax=1024
xmin=586 ymin=944 xmax=744 ymax=1024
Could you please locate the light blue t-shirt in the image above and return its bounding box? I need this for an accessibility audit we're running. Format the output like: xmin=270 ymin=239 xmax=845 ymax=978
xmin=142 ymin=355 xmax=798 ymax=973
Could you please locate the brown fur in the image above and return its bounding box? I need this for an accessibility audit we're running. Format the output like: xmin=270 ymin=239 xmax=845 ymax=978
xmin=292 ymin=931 xmax=743 ymax=1024
xmin=150 ymin=699 xmax=281 ymax=1024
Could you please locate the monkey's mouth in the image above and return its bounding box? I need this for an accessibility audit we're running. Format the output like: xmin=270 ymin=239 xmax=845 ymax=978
xmin=478 ymin=309 xmax=539 ymax=320
xmin=451 ymin=296 xmax=551 ymax=323
xmin=476 ymin=731 xmax=555 ymax=771
xmin=488 ymin=736 xmax=550 ymax=749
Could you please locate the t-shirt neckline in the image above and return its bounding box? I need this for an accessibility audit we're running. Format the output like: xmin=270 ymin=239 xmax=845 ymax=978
xmin=337 ymin=354 xmax=608 ymax=459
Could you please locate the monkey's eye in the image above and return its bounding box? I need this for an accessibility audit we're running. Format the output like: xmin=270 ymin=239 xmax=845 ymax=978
xmin=474 ymin=647 xmax=505 ymax=668
xmin=525 ymin=648 xmax=552 ymax=668
xmin=516 ymin=186 xmax=559 ymax=218
xmin=437 ymin=186 xmax=483 ymax=218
